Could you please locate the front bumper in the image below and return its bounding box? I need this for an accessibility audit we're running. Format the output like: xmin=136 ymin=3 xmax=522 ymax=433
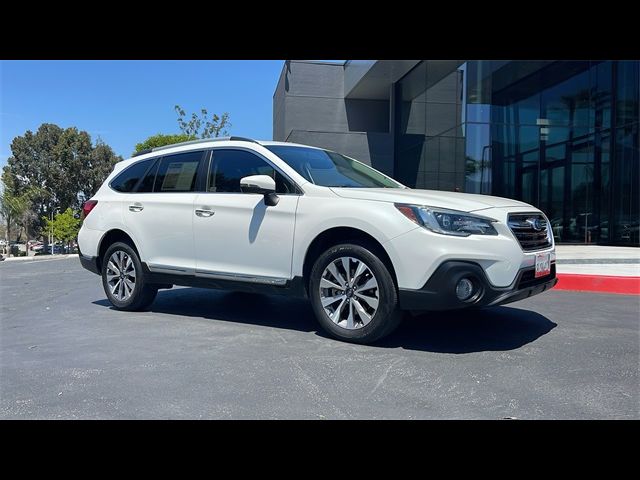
xmin=398 ymin=260 xmax=557 ymax=311
xmin=383 ymin=206 xmax=556 ymax=289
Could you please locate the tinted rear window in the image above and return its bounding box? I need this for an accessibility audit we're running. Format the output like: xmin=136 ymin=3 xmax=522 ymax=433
xmin=137 ymin=159 xmax=159 ymax=193
xmin=110 ymin=159 xmax=155 ymax=193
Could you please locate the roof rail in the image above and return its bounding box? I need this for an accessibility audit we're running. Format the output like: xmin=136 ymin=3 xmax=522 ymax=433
xmin=132 ymin=148 xmax=153 ymax=157
xmin=228 ymin=136 xmax=259 ymax=144
xmin=132 ymin=136 xmax=259 ymax=157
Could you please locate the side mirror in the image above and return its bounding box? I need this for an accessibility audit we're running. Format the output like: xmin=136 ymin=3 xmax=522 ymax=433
xmin=240 ymin=175 xmax=276 ymax=194
xmin=240 ymin=175 xmax=279 ymax=206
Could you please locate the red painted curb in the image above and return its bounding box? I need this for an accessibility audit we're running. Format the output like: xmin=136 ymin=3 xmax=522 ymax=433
xmin=555 ymin=274 xmax=640 ymax=295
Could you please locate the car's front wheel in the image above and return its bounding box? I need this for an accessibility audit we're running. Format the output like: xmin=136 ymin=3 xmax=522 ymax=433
xmin=101 ymin=242 xmax=158 ymax=311
xmin=309 ymin=243 xmax=403 ymax=344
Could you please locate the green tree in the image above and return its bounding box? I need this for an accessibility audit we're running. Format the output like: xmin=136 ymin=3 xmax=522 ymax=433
xmin=175 ymin=105 xmax=231 ymax=138
xmin=51 ymin=126 xmax=93 ymax=211
xmin=83 ymin=139 xmax=121 ymax=202
xmin=1 ymin=182 xmax=29 ymax=245
xmin=4 ymin=124 xmax=63 ymax=228
xmin=0 ymin=178 xmax=40 ymax=247
xmin=3 ymin=123 xmax=122 ymax=235
xmin=42 ymin=208 xmax=81 ymax=250
xmin=134 ymin=133 xmax=195 ymax=155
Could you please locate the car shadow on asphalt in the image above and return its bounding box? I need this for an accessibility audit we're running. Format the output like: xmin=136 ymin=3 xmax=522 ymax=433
xmin=93 ymin=287 xmax=557 ymax=354
xmin=380 ymin=307 xmax=557 ymax=353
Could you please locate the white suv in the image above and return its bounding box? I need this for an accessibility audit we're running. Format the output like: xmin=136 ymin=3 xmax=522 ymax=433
xmin=78 ymin=137 xmax=557 ymax=344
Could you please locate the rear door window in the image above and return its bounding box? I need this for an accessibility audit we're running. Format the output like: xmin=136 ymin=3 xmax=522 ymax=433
xmin=153 ymin=151 xmax=204 ymax=192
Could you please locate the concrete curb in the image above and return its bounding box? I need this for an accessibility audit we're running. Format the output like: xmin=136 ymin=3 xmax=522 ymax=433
xmin=1 ymin=254 xmax=78 ymax=263
xmin=555 ymin=274 xmax=640 ymax=295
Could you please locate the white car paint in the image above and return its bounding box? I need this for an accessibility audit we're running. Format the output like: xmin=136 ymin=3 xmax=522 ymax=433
xmin=78 ymin=138 xmax=554 ymax=294
xmin=123 ymin=192 xmax=197 ymax=274
xmin=192 ymin=192 xmax=299 ymax=280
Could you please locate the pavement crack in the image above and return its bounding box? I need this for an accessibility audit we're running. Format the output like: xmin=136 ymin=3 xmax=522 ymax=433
xmin=272 ymin=331 xmax=288 ymax=344
xmin=368 ymin=359 xmax=400 ymax=397
xmin=290 ymin=358 xmax=346 ymax=419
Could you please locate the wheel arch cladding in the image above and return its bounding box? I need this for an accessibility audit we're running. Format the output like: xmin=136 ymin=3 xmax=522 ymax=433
xmin=302 ymin=226 xmax=398 ymax=293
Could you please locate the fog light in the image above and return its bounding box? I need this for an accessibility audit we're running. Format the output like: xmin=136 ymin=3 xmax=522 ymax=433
xmin=455 ymin=278 xmax=475 ymax=301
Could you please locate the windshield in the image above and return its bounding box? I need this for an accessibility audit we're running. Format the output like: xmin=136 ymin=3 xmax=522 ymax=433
xmin=264 ymin=145 xmax=403 ymax=188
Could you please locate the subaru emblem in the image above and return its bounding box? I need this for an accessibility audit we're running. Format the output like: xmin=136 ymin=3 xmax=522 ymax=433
xmin=526 ymin=218 xmax=543 ymax=231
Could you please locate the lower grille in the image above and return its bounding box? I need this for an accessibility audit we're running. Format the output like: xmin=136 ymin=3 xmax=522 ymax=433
xmin=517 ymin=263 xmax=556 ymax=289
xmin=507 ymin=213 xmax=552 ymax=251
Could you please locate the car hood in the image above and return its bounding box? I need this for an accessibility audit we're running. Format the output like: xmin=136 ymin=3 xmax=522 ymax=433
xmin=329 ymin=188 xmax=531 ymax=212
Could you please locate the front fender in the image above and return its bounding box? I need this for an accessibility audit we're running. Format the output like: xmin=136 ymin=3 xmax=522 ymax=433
xmin=291 ymin=196 xmax=417 ymax=277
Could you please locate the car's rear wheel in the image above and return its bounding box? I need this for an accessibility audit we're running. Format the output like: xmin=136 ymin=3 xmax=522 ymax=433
xmin=101 ymin=242 xmax=157 ymax=311
xmin=309 ymin=243 xmax=403 ymax=344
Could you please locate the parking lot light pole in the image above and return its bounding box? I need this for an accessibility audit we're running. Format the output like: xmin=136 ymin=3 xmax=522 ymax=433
xmin=48 ymin=207 xmax=58 ymax=254
xmin=47 ymin=207 xmax=52 ymax=254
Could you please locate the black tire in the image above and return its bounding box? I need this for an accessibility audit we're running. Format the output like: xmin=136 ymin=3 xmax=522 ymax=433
xmin=101 ymin=241 xmax=158 ymax=311
xmin=309 ymin=242 xmax=404 ymax=344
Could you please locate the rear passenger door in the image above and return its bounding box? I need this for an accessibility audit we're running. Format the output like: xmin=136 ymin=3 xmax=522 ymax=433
xmin=123 ymin=150 xmax=205 ymax=275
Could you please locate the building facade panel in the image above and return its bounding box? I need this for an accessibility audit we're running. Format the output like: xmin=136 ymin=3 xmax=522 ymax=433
xmin=274 ymin=60 xmax=639 ymax=246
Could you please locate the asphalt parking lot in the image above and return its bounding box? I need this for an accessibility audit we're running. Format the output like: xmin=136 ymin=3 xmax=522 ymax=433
xmin=1 ymin=256 xmax=638 ymax=419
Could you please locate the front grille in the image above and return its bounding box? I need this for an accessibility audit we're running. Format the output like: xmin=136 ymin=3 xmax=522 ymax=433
xmin=507 ymin=213 xmax=552 ymax=251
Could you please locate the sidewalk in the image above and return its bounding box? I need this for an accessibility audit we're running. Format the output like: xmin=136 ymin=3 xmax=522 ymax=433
xmin=554 ymin=245 xmax=639 ymax=294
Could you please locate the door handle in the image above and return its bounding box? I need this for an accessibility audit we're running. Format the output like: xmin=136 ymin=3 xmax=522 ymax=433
xmin=128 ymin=203 xmax=144 ymax=212
xmin=195 ymin=208 xmax=215 ymax=218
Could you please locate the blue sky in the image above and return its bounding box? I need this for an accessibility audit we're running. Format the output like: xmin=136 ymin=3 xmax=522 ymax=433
xmin=0 ymin=60 xmax=290 ymax=167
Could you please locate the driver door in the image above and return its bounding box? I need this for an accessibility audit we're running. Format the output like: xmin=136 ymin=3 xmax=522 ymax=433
xmin=193 ymin=148 xmax=300 ymax=282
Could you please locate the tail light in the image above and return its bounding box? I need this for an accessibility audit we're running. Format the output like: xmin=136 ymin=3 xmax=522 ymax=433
xmin=81 ymin=200 xmax=98 ymax=219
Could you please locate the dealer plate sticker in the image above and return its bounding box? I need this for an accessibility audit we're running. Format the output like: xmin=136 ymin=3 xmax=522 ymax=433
xmin=535 ymin=252 xmax=551 ymax=278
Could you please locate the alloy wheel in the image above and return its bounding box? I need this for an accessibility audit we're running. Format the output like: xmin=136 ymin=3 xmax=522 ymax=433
xmin=106 ymin=250 xmax=136 ymax=301
xmin=319 ymin=256 xmax=379 ymax=330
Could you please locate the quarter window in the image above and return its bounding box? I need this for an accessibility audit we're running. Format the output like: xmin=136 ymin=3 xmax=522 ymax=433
xmin=153 ymin=151 xmax=203 ymax=192
xmin=110 ymin=159 xmax=155 ymax=193
xmin=136 ymin=158 xmax=159 ymax=193
xmin=208 ymin=149 xmax=295 ymax=194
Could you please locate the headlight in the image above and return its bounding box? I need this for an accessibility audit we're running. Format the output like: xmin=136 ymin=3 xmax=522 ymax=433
xmin=395 ymin=204 xmax=498 ymax=237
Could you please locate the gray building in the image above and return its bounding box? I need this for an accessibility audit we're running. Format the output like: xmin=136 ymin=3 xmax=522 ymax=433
xmin=273 ymin=60 xmax=639 ymax=246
